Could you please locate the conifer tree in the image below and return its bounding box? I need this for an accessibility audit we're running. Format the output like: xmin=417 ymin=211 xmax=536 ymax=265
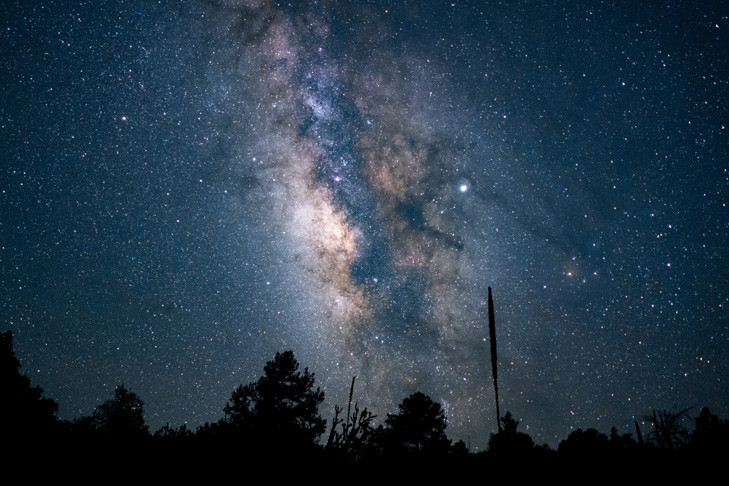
xmin=223 ymin=350 xmax=326 ymax=448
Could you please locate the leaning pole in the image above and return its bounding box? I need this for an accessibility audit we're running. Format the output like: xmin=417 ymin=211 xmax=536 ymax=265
xmin=488 ymin=286 xmax=502 ymax=432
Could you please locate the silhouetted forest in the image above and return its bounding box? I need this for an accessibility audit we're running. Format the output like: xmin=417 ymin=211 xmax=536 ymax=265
xmin=2 ymin=330 xmax=727 ymax=474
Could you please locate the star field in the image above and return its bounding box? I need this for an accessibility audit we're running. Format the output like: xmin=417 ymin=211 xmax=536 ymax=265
xmin=1 ymin=0 xmax=727 ymax=450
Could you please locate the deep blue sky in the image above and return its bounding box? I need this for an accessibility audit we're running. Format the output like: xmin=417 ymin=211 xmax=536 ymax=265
xmin=2 ymin=0 xmax=727 ymax=450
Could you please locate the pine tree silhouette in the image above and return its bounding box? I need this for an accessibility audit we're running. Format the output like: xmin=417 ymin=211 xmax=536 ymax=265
xmin=223 ymin=350 xmax=326 ymax=451
xmin=383 ymin=391 xmax=451 ymax=456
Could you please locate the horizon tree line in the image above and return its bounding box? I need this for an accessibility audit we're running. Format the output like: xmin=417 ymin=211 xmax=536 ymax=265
xmin=2 ymin=329 xmax=728 ymax=463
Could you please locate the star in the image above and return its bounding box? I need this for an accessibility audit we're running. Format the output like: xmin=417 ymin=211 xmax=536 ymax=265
xmin=2 ymin=0 xmax=726 ymax=453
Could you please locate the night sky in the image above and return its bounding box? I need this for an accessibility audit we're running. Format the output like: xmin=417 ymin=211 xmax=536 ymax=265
xmin=2 ymin=0 xmax=727 ymax=450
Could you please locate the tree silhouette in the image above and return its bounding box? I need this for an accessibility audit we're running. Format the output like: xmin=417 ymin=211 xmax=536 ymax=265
xmin=9 ymin=327 xmax=729 ymax=467
xmin=91 ymin=384 xmax=149 ymax=439
xmin=0 ymin=330 xmax=58 ymax=441
xmin=222 ymin=350 xmax=326 ymax=450
xmin=690 ymin=407 xmax=729 ymax=453
xmin=223 ymin=382 xmax=256 ymax=429
xmin=645 ymin=408 xmax=691 ymax=450
xmin=558 ymin=427 xmax=609 ymax=456
xmin=488 ymin=411 xmax=535 ymax=455
xmin=608 ymin=426 xmax=638 ymax=452
xmin=383 ymin=391 xmax=450 ymax=455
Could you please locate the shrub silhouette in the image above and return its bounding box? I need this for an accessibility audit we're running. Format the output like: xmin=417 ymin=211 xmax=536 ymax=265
xmin=326 ymin=376 xmax=377 ymax=459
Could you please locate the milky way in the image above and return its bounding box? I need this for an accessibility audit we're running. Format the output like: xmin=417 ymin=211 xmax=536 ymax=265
xmin=208 ymin=1 xmax=498 ymax=436
xmin=2 ymin=0 xmax=727 ymax=449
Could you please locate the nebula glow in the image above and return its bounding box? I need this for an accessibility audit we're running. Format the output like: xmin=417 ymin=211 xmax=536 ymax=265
xmin=2 ymin=0 xmax=727 ymax=450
